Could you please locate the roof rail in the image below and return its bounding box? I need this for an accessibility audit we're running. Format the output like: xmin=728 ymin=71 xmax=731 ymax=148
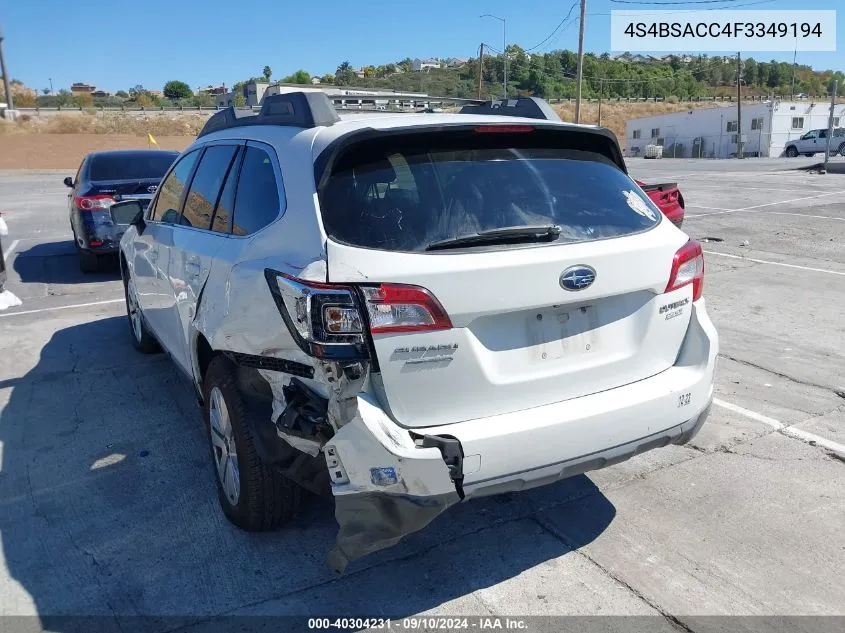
xmin=197 ymin=91 xmax=341 ymax=138
xmin=459 ymin=97 xmax=561 ymax=122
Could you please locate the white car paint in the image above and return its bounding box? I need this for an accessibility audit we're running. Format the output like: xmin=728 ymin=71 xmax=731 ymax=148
xmin=118 ymin=102 xmax=719 ymax=572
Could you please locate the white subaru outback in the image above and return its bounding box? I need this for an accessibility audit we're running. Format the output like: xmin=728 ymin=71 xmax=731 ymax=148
xmin=111 ymin=92 xmax=718 ymax=573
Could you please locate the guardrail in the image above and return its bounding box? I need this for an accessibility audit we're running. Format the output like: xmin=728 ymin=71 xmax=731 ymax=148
xmin=14 ymin=93 xmax=837 ymax=116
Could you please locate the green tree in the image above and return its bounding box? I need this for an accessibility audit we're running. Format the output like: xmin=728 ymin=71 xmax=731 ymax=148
xmin=282 ymin=69 xmax=311 ymax=84
xmin=55 ymin=89 xmax=72 ymax=107
xmin=192 ymin=91 xmax=215 ymax=107
xmin=263 ymin=65 xmax=272 ymax=82
xmin=115 ymin=90 xmax=129 ymax=98
xmin=335 ymin=61 xmax=356 ymax=85
xmin=234 ymin=94 xmax=246 ymax=107
xmin=163 ymin=80 xmax=193 ymax=100
xmin=320 ymin=73 xmax=334 ymax=84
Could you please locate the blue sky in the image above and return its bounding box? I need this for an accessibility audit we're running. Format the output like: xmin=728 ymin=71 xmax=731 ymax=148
xmin=2 ymin=0 xmax=841 ymax=94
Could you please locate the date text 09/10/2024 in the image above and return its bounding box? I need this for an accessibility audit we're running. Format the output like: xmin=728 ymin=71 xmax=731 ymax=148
xmin=308 ymin=617 xmax=529 ymax=630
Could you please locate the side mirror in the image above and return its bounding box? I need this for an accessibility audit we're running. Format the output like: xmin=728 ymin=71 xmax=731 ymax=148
xmin=63 ymin=177 xmax=74 ymax=188
xmin=110 ymin=200 xmax=144 ymax=228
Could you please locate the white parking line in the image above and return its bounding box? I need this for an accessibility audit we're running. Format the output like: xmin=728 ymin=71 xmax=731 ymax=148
xmin=713 ymin=398 xmax=845 ymax=458
xmin=767 ymin=212 xmax=845 ymax=222
xmin=0 ymin=298 xmax=124 ymax=318
xmin=703 ymin=251 xmax=845 ymax=276
xmin=2 ymin=239 xmax=19 ymax=261
xmin=738 ymin=190 xmax=845 ymax=211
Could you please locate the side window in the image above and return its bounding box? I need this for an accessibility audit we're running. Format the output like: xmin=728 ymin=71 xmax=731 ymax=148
xmin=210 ymin=148 xmax=243 ymax=234
xmin=150 ymin=150 xmax=200 ymax=223
xmin=232 ymin=146 xmax=282 ymax=236
xmin=180 ymin=145 xmax=239 ymax=230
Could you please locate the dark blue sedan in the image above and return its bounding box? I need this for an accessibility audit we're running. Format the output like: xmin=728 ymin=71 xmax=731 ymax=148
xmin=65 ymin=149 xmax=179 ymax=272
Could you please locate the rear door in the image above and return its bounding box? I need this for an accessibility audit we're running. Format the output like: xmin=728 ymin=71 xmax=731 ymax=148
xmin=319 ymin=126 xmax=690 ymax=428
xmin=168 ymin=142 xmax=243 ymax=370
xmin=134 ymin=149 xmax=201 ymax=354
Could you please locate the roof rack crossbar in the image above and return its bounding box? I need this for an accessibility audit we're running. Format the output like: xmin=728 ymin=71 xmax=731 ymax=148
xmin=458 ymin=97 xmax=561 ymax=122
xmin=197 ymin=91 xmax=341 ymax=138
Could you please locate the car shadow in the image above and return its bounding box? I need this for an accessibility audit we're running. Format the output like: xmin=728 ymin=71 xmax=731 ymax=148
xmin=13 ymin=240 xmax=120 ymax=284
xmin=0 ymin=316 xmax=616 ymax=632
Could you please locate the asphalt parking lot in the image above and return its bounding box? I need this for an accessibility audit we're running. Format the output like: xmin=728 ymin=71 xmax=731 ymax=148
xmin=0 ymin=159 xmax=844 ymax=632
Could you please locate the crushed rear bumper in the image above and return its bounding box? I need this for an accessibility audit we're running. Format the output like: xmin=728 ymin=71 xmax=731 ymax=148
xmin=325 ymin=300 xmax=718 ymax=572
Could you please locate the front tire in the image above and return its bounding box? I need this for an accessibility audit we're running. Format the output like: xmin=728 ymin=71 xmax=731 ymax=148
xmin=123 ymin=273 xmax=160 ymax=353
xmin=838 ymin=141 xmax=845 ymax=156
xmin=785 ymin=146 xmax=798 ymax=158
xmin=203 ymin=356 xmax=301 ymax=531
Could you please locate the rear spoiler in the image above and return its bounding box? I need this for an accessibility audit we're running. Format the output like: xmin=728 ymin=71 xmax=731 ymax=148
xmin=639 ymin=182 xmax=678 ymax=193
xmin=459 ymin=97 xmax=562 ymax=122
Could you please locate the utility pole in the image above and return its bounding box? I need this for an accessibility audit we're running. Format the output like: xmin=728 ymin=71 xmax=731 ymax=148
xmin=503 ymin=21 xmax=507 ymax=99
xmin=790 ymin=37 xmax=797 ymax=99
xmin=823 ymin=80 xmax=837 ymax=171
xmin=575 ymin=0 xmax=587 ymax=122
xmin=480 ymin=14 xmax=507 ymax=100
xmin=477 ymin=43 xmax=484 ymax=100
xmin=597 ymin=78 xmax=603 ymax=126
xmin=0 ymin=24 xmax=14 ymax=112
xmin=49 ymin=78 xmax=53 ymax=95
xmin=736 ymin=52 xmax=743 ymax=159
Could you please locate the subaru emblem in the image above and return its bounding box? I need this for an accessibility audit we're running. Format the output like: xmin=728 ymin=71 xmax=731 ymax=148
xmin=560 ymin=265 xmax=596 ymax=291
xmin=147 ymin=185 xmax=158 ymax=193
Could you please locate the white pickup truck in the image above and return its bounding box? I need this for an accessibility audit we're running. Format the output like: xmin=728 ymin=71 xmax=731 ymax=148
xmin=784 ymin=128 xmax=845 ymax=157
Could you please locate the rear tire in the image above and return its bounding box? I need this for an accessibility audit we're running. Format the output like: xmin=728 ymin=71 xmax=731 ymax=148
xmin=123 ymin=272 xmax=160 ymax=354
xmin=839 ymin=142 xmax=845 ymax=156
xmin=785 ymin=146 xmax=798 ymax=158
xmin=203 ymin=356 xmax=301 ymax=531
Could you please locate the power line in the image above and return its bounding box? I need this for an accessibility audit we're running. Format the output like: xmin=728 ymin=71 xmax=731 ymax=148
xmin=525 ymin=2 xmax=579 ymax=52
xmin=591 ymin=0 xmax=774 ymax=13
xmin=611 ymin=0 xmax=754 ymax=4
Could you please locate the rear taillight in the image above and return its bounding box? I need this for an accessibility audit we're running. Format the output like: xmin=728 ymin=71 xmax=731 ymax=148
xmin=665 ymin=240 xmax=704 ymax=301
xmin=75 ymin=195 xmax=115 ymax=211
xmin=266 ymin=270 xmax=452 ymax=357
xmin=362 ymin=284 xmax=452 ymax=334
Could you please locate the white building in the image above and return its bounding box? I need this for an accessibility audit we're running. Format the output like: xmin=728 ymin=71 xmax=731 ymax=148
xmin=625 ymin=101 xmax=845 ymax=158
xmin=412 ymin=58 xmax=441 ymax=71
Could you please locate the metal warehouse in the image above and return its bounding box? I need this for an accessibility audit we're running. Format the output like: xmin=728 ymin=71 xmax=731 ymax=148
xmin=625 ymin=100 xmax=845 ymax=158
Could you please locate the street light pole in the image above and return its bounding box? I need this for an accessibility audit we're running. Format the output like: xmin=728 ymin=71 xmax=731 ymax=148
xmin=481 ymin=14 xmax=507 ymax=99
xmin=49 ymin=77 xmax=53 ymax=95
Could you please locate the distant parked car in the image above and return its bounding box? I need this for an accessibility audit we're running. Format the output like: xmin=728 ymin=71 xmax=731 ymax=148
xmin=636 ymin=180 xmax=685 ymax=227
xmin=65 ymin=149 xmax=179 ymax=272
xmin=784 ymin=128 xmax=845 ymax=158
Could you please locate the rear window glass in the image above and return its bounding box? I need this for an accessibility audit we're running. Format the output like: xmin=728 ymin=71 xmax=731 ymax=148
xmin=319 ymin=131 xmax=661 ymax=252
xmin=89 ymin=153 xmax=177 ymax=181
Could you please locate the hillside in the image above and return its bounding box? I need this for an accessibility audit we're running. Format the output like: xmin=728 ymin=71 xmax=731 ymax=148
xmin=326 ymin=51 xmax=845 ymax=102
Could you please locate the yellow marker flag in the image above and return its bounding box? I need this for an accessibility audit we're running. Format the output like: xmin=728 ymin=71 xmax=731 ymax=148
xmin=147 ymin=133 xmax=158 ymax=146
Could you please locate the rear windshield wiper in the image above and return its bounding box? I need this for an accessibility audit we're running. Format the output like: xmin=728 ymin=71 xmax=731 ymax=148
xmin=425 ymin=224 xmax=562 ymax=251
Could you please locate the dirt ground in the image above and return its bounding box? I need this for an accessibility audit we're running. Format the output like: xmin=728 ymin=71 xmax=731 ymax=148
xmin=0 ymin=134 xmax=193 ymax=170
